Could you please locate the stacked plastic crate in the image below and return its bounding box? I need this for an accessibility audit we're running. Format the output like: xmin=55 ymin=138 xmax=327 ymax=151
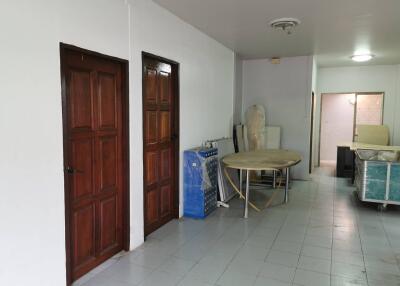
xmin=183 ymin=147 xmax=218 ymax=218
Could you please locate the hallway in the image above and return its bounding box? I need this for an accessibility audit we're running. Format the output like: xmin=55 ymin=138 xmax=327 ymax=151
xmin=75 ymin=168 xmax=400 ymax=286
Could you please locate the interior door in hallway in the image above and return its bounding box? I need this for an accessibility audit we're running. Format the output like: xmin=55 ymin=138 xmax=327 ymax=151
xmin=320 ymin=93 xmax=355 ymax=164
xmin=142 ymin=53 xmax=179 ymax=236
xmin=61 ymin=44 xmax=129 ymax=283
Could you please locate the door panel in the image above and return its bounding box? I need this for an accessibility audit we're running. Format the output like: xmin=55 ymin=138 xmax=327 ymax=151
xmin=143 ymin=54 xmax=178 ymax=236
xmin=99 ymin=196 xmax=117 ymax=252
xmin=159 ymin=111 xmax=171 ymax=143
xmin=98 ymin=72 xmax=117 ymax=129
xmin=99 ymin=136 xmax=117 ymax=191
xmin=159 ymin=71 xmax=171 ymax=104
xmin=145 ymin=151 xmax=158 ymax=186
xmin=72 ymin=204 xmax=96 ymax=268
xmin=71 ymin=138 xmax=94 ymax=200
xmin=144 ymin=68 xmax=157 ymax=104
xmin=62 ymin=46 xmax=128 ymax=283
xmin=69 ymin=70 xmax=93 ymax=129
xmin=146 ymin=189 xmax=159 ymax=225
xmin=145 ymin=111 xmax=158 ymax=145
xmin=160 ymin=185 xmax=172 ymax=217
xmin=160 ymin=147 xmax=171 ymax=180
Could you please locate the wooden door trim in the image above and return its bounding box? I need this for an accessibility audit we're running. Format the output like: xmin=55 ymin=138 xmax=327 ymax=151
xmin=60 ymin=43 xmax=130 ymax=286
xmin=309 ymin=92 xmax=315 ymax=173
xmin=141 ymin=52 xmax=180 ymax=238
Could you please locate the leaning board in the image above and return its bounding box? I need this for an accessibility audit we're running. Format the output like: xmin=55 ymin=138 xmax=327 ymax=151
xmin=211 ymin=138 xmax=238 ymax=203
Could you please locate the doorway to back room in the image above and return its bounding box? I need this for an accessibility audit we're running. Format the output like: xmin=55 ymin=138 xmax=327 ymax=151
xmin=319 ymin=92 xmax=384 ymax=168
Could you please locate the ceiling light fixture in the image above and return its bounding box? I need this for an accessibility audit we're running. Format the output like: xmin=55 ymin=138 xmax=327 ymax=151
xmin=351 ymin=54 xmax=374 ymax=62
xmin=269 ymin=18 xmax=300 ymax=35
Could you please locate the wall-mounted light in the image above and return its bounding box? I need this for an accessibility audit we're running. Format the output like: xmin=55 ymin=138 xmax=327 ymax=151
xmin=351 ymin=54 xmax=374 ymax=62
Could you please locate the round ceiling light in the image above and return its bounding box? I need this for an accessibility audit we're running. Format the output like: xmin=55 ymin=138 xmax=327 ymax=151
xmin=269 ymin=18 xmax=301 ymax=34
xmin=351 ymin=54 xmax=374 ymax=62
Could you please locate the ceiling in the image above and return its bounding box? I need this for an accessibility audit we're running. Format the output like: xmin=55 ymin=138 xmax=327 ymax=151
xmin=153 ymin=0 xmax=400 ymax=67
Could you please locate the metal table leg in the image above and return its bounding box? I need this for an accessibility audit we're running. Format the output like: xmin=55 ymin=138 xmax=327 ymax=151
xmin=244 ymin=170 xmax=250 ymax=218
xmin=239 ymin=169 xmax=243 ymax=196
xmin=284 ymin=167 xmax=290 ymax=203
xmin=272 ymin=170 xmax=277 ymax=188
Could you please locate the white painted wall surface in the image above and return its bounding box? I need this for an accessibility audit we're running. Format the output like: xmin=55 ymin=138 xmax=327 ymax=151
xmin=315 ymin=65 xmax=400 ymax=165
xmin=0 ymin=0 xmax=235 ymax=285
xmin=320 ymin=94 xmax=355 ymax=161
xmin=234 ymin=54 xmax=244 ymax=125
xmin=242 ymin=56 xmax=313 ymax=180
xmin=129 ymin=0 xmax=234 ymax=248
xmin=311 ymin=58 xmax=318 ymax=171
xmin=0 ymin=1 xmax=129 ymax=285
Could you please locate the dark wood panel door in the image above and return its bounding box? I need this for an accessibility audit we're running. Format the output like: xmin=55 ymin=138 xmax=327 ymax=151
xmin=61 ymin=45 xmax=129 ymax=283
xmin=143 ymin=54 xmax=179 ymax=236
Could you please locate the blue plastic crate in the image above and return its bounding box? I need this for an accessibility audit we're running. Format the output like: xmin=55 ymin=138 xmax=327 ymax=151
xmin=184 ymin=147 xmax=218 ymax=218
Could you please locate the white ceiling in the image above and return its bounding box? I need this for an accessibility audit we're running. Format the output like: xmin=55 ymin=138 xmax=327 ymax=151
xmin=153 ymin=0 xmax=400 ymax=67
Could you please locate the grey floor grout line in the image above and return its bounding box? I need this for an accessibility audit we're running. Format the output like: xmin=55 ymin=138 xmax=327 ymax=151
xmin=255 ymin=201 xmax=290 ymax=285
xmin=293 ymin=187 xmax=315 ymax=285
xmin=330 ymin=175 xmax=335 ymax=285
xmin=354 ymin=190 xmax=370 ymax=286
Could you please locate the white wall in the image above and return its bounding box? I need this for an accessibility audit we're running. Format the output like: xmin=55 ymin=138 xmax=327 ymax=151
xmin=311 ymin=58 xmax=318 ymax=171
xmin=315 ymin=65 xmax=400 ymax=165
xmin=234 ymin=54 xmax=243 ymax=124
xmin=0 ymin=0 xmax=235 ymax=285
xmin=0 ymin=1 xmax=129 ymax=285
xmin=242 ymin=56 xmax=314 ymax=180
xmin=129 ymin=0 xmax=235 ymax=248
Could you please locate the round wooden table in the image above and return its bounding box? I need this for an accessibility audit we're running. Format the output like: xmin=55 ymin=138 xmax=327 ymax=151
xmin=223 ymin=149 xmax=302 ymax=218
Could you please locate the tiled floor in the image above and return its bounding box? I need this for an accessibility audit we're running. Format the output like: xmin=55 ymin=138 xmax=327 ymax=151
xmin=74 ymin=167 xmax=400 ymax=286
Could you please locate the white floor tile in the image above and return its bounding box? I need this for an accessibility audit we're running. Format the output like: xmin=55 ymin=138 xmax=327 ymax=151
xmin=293 ymin=268 xmax=330 ymax=286
xmin=101 ymin=262 xmax=154 ymax=285
xmin=258 ymin=262 xmax=296 ymax=283
xmin=266 ymin=250 xmax=300 ymax=267
xmin=139 ymin=271 xmax=183 ymax=286
xmin=157 ymin=256 xmax=196 ymax=276
xmin=271 ymin=240 xmax=303 ymax=255
xmin=216 ymin=269 xmax=257 ymax=286
xmin=331 ymin=262 xmax=366 ymax=280
xmin=330 ymin=275 xmax=367 ymax=286
xmin=298 ymin=255 xmax=331 ymax=274
xmin=253 ymin=276 xmax=291 ymax=286
xmin=301 ymin=245 xmax=332 ymax=260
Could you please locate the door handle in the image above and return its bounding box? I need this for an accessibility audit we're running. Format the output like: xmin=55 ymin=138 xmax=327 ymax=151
xmin=65 ymin=166 xmax=84 ymax=174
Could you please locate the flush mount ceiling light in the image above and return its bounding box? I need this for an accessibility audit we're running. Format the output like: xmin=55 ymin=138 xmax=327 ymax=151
xmin=269 ymin=17 xmax=301 ymax=35
xmin=351 ymin=54 xmax=374 ymax=62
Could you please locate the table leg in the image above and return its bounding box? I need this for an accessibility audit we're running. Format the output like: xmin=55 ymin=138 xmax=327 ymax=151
xmin=284 ymin=167 xmax=290 ymax=204
xmin=272 ymin=170 xmax=277 ymax=188
xmin=239 ymin=169 xmax=243 ymax=196
xmin=244 ymin=170 xmax=250 ymax=218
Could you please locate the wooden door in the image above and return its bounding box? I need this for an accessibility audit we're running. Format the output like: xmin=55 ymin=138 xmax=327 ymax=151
xmin=142 ymin=53 xmax=179 ymax=236
xmin=61 ymin=44 xmax=129 ymax=283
